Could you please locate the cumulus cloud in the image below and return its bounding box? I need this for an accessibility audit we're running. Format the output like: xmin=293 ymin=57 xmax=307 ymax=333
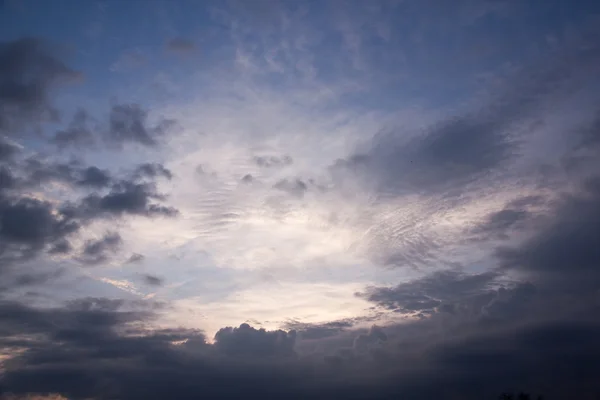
xmin=213 ymin=323 xmax=297 ymax=358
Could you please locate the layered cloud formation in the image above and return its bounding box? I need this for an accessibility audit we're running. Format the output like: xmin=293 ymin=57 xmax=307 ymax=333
xmin=1 ymin=1 xmax=600 ymax=399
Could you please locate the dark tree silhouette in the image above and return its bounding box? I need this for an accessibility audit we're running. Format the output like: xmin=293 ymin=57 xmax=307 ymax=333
xmin=499 ymin=392 xmax=543 ymax=400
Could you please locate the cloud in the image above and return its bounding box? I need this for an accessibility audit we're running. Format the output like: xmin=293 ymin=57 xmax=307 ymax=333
xmin=273 ymin=178 xmax=307 ymax=198
xmin=357 ymin=270 xmax=498 ymax=315
xmin=481 ymin=282 xmax=536 ymax=321
xmin=0 ymin=137 xmax=20 ymax=161
xmin=79 ymin=232 xmax=122 ymax=265
xmin=496 ymin=175 xmax=600 ymax=292
xmin=213 ymin=323 xmax=297 ymax=358
xmin=0 ymin=197 xmax=80 ymax=266
xmin=22 ymin=159 xmax=113 ymax=189
xmin=330 ymin=26 xmax=600 ymax=199
xmin=126 ymin=253 xmax=145 ymax=264
xmin=353 ymin=325 xmax=387 ymax=354
xmin=0 ymin=37 xmax=81 ymax=136
xmin=107 ymin=103 xmax=177 ymax=147
xmin=12 ymin=268 xmax=64 ymax=287
xmin=50 ymin=109 xmax=96 ymax=150
xmin=133 ymin=163 xmax=173 ymax=180
xmin=142 ymin=274 xmax=163 ymax=286
xmin=74 ymin=182 xmax=179 ymax=218
xmin=2 ymin=296 xmax=599 ymax=399
xmin=253 ymin=155 xmax=293 ymax=168
xmin=286 ymin=320 xmax=353 ymax=340
xmin=165 ymin=38 xmax=195 ymax=54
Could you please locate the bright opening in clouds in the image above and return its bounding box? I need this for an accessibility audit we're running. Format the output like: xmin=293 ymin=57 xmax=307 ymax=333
xmin=1 ymin=1 xmax=600 ymax=399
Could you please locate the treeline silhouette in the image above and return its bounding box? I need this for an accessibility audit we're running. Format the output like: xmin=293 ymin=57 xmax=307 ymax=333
xmin=498 ymin=393 xmax=543 ymax=400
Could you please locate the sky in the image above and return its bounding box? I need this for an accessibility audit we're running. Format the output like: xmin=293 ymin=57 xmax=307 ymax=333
xmin=1 ymin=0 xmax=600 ymax=399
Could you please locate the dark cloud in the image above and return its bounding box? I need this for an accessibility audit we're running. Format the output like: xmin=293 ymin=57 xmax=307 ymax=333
xmin=253 ymin=155 xmax=293 ymax=168
xmin=13 ymin=268 xmax=64 ymax=287
xmin=213 ymin=323 xmax=297 ymax=358
xmin=0 ymin=137 xmax=20 ymax=161
xmin=2 ymin=296 xmax=599 ymax=400
xmin=142 ymin=274 xmax=163 ymax=286
xmin=470 ymin=195 xmax=548 ymax=240
xmin=0 ymin=37 xmax=81 ymax=136
xmin=166 ymin=37 xmax=195 ymax=53
xmin=79 ymin=232 xmax=122 ymax=265
xmin=22 ymin=159 xmax=113 ymax=189
xmin=78 ymin=166 xmax=112 ymax=187
xmin=241 ymin=173 xmax=253 ymax=183
xmin=48 ymin=239 xmax=71 ymax=254
xmin=0 ymin=165 xmax=17 ymax=191
xmin=133 ymin=163 xmax=173 ymax=180
xmin=331 ymin=110 xmax=519 ymax=198
xmin=353 ymin=325 xmax=387 ymax=354
xmin=331 ymin=29 xmax=600 ymax=198
xmin=0 ymin=197 xmax=79 ymax=265
xmin=107 ymin=103 xmax=176 ymax=147
xmin=273 ymin=178 xmax=307 ymax=198
xmin=50 ymin=109 xmax=95 ymax=149
xmin=496 ymin=176 xmax=600 ymax=293
xmin=472 ymin=209 xmax=532 ymax=240
xmin=357 ymin=270 xmax=498 ymax=315
xmin=481 ymin=282 xmax=536 ymax=321
xmin=126 ymin=253 xmax=145 ymax=264
xmin=74 ymin=182 xmax=179 ymax=218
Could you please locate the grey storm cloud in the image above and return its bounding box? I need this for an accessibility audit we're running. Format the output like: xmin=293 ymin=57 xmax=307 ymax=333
xmin=0 ymin=37 xmax=81 ymax=136
xmin=1 ymin=297 xmax=599 ymax=399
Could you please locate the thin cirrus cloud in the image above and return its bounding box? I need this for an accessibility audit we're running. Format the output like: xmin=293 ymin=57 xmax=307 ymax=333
xmin=1 ymin=0 xmax=600 ymax=399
